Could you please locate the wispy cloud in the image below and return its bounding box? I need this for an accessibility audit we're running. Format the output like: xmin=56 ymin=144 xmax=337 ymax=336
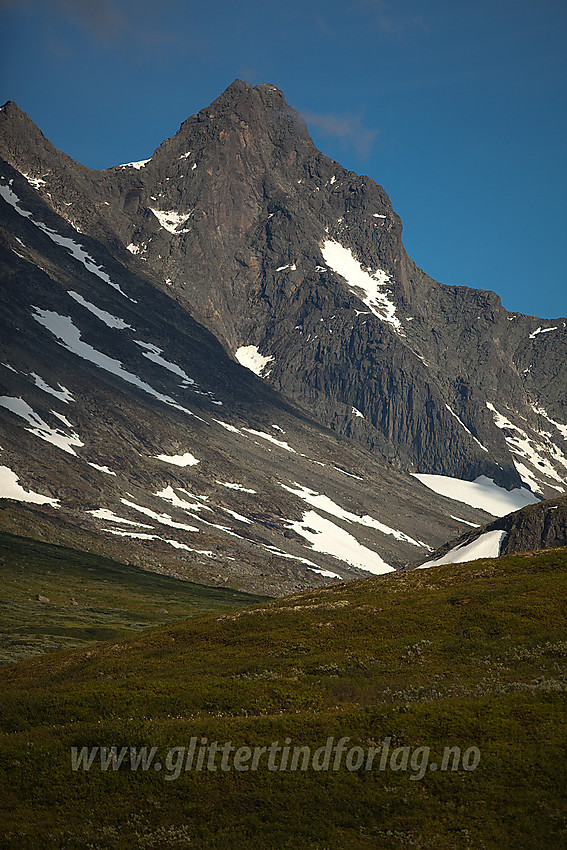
xmin=6 ymin=0 xmax=190 ymax=48
xmin=355 ymin=0 xmax=427 ymax=36
xmin=302 ymin=110 xmax=378 ymax=158
xmin=40 ymin=0 xmax=125 ymax=43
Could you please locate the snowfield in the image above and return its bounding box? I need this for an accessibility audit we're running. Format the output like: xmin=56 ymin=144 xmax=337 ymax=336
xmin=412 ymin=473 xmax=539 ymax=516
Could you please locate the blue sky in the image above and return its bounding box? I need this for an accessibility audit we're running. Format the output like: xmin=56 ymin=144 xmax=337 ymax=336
xmin=1 ymin=0 xmax=566 ymax=318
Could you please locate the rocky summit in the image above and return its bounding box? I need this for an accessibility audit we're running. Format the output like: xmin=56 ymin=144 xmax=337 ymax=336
xmin=0 ymin=81 xmax=565 ymax=594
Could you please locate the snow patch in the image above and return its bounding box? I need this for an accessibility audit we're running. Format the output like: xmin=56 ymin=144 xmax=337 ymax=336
xmin=120 ymin=498 xmax=200 ymax=533
xmin=412 ymin=473 xmax=539 ymax=516
xmin=235 ymin=345 xmax=274 ymax=376
xmin=0 ymin=183 xmax=34 ymax=219
xmin=418 ymin=530 xmax=507 ymax=569
xmin=281 ymin=483 xmax=426 ymax=547
xmin=22 ymin=173 xmax=46 ymax=189
xmin=531 ymin=404 xmax=567 ymax=442
xmin=216 ymin=481 xmax=256 ymax=493
xmin=103 ymin=530 xmax=156 ymax=540
xmin=155 ymin=486 xmax=210 ymax=512
xmin=88 ymin=463 xmax=116 ymax=476
xmin=308 ymin=567 xmax=342 ymax=579
xmin=213 ymin=420 xmax=241 ymax=434
xmin=445 ymin=405 xmax=488 ymax=452
xmin=321 ymin=240 xmax=402 ymax=332
xmin=288 ymin=510 xmax=394 ymax=575
xmin=450 ymin=515 xmax=481 ymax=528
xmin=0 ymin=182 xmax=133 ymax=300
xmin=243 ymin=429 xmax=296 ymax=453
xmin=154 ymin=451 xmax=199 ymax=467
xmin=119 ymin=159 xmax=150 ymax=169
xmin=32 ymin=308 xmax=198 ymax=418
xmin=51 ymin=411 xmax=72 ymax=428
xmin=487 ymin=402 xmax=566 ymax=492
xmin=529 ymin=326 xmax=558 ymax=339
xmin=0 ymin=395 xmax=83 ymax=455
xmin=87 ymin=508 xmax=152 ymax=527
xmin=332 ymin=466 xmax=363 ymax=481
xmin=262 ymin=545 xmax=320 ymax=568
xmin=68 ymin=291 xmax=132 ymax=330
xmin=101 ymin=527 xmax=213 ymax=556
xmin=0 ymin=465 xmax=59 ymax=506
xmin=222 ymin=508 xmax=251 ymax=524
xmin=134 ymin=341 xmax=196 ymax=386
xmin=149 ymin=208 xmax=190 ymax=234
xmin=31 ymin=373 xmax=74 ymax=403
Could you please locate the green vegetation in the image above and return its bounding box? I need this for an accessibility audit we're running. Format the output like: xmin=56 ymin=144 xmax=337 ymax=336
xmin=1 ymin=546 xmax=566 ymax=848
xmin=0 ymin=531 xmax=268 ymax=665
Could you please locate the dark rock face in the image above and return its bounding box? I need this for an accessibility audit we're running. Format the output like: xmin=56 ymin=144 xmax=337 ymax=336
xmin=497 ymin=497 xmax=567 ymax=556
xmin=0 ymin=81 xmax=566 ymax=591
xmin=419 ymin=497 xmax=567 ymax=566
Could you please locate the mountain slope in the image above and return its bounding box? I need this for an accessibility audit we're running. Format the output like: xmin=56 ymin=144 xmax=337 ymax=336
xmin=1 ymin=82 xmax=565 ymax=501
xmin=1 ymin=153 xmax=502 ymax=594
xmin=0 ymin=82 xmax=566 ymax=593
xmin=0 ymin=530 xmax=267 ymax=665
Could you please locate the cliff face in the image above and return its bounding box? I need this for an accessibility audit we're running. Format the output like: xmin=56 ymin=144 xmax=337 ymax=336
xmin=497 ymin=497 xmax=567 ymax=556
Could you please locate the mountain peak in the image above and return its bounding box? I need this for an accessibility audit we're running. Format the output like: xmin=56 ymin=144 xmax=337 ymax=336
xmin=0 ymin=99 xmax=58 ymax=168
xmin=0 ymin=100 xmax=39 ymax=130
xmin=194 ymin=79 xmax=313 ymax=154
xmin=1 ymin=100 xmax=25 ymax=116
xmin=0 ymin=100 xmax=50 ymax=133
xmin=214 ymin=79 xmax=286 ymax=103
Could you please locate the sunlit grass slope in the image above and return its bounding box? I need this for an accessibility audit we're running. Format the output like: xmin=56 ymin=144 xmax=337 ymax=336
xmin=1 ymin=547 xmax=566 ymax=848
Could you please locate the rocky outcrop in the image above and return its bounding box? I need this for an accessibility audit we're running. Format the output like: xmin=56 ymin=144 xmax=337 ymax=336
xmin=497 ymin=497 xmax=567 ymax=555
xmin=418 ymin=496 xmax=567 ymax=567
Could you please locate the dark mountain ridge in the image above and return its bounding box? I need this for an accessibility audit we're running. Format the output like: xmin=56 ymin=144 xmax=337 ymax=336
xmin=0 ymin=81 xmax=565 ymax=592
xmin=2 ymin=81 xmax=564 ymax=493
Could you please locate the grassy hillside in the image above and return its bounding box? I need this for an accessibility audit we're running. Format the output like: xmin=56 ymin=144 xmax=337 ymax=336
xmin=0 ymin=531 xmax=268 ymax=665
xmin=1 ymin=547 xmax=566 ymax=848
